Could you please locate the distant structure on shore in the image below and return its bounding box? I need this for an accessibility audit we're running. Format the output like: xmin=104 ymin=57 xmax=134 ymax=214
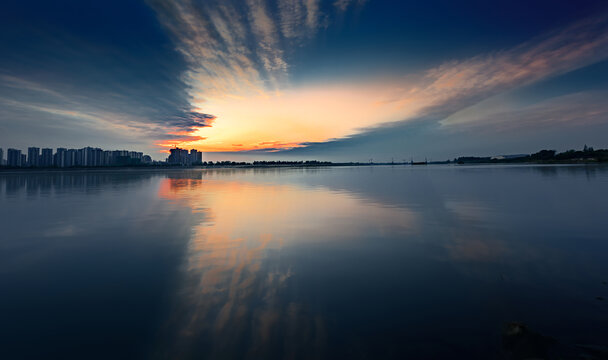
xmin=2 ymin=144 xmax=606 ymax=169
xmin=0 ymin=146 xmax=152 ymax=168
xmin=167 ymin=147 xmax=203 ymax=166
xmin=455 ymin=146 xmax=608 ymax=164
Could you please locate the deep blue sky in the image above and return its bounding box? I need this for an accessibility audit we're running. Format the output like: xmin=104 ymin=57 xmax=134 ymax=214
xmin=1 ymin=0 xmax=607 ymax=160
xmin=291 ymin=0 xmax=606 ymax=80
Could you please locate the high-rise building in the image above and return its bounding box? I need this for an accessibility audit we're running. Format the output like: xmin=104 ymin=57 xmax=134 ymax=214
xmin=167 ymin=147 xmax=190 ymax=165
xmin=3 ymin=146 xmax=151 ymax=168
xmin=190 ymin=149 xmax=203 ymax=164
xmin=41 ymin=148 xmax=53 ymax=167
xmin=66 ymin=149 xmax=77 ymax=167
xmin=130 ymin=152 xmax=143 ymax=165
xmin=75 ymin=148 xmax=85 ymax=166
xmin=110 ymin=150 xmax=128 ymax=165
xmin=28 ymin=147 xmax=40 ymax=167
xmin=103 ymin=150 xmax=112 ymax=166
xmin=94 ymin=148 xmax=102 ymax=166
xmin=55 ymin=148 xmax=67 ymax=167
xmin=83 ymin=147 xmax=93 ymax=166
xmin=7 ymin=148 xmax=22 ymax=167
xmin=81 ymin=147 xmax=103 ymax=166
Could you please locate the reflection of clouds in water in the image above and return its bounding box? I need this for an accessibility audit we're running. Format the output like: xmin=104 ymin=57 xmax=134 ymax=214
xmin=442 ymin=200 xmax=510 ymax=262
xmin=154 ymin=174 xmax=417 ymax=358
xmin=444 ymin=200 xmax=495 ymax=224
xmin=154 ymin=164 xmax=608 ymax=354
xmin=189 ymin=233 xmax=285 ymax=331
xmin=43 ymin=224 xmax=80 ymax=237
xmin=156 ymin=177 xmax=362 ymax=358
xmin=445 ymin=235 xmax=509 ymax=263
xmin=435 ymin=166 xmax=608 ymax=267
xmin=4 ymin=167 xmax=607 ymax=357
xmin=439 ymin=188 xmax=577 ymax=283
xmin=155 ymin=230 xmax=305 ymax=358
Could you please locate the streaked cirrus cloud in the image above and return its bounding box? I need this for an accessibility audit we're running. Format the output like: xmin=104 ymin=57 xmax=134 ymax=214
xmin=1 ymin=0 xmax=607 ymax=159
xmin=150 ymin=5 xmax=608 ymax=153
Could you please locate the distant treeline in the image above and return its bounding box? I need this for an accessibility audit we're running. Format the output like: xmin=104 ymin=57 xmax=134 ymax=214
xmin=455 ymin=146 xmax=608 ymax=164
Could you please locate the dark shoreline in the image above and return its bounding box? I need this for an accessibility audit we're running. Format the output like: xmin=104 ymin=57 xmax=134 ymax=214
xmin=1 ymin=161 xmax=607 ymax=174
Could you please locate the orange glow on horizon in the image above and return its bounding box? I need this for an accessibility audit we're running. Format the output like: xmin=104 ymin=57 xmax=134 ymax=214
xmin=155 ymin=140 xmax=306 ymax=153
xmin=155 ymin=81 xmax=424 ymax=153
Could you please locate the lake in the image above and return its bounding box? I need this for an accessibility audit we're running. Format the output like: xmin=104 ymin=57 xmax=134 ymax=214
xmin=1 ymin=165 xmax=607 ymax=359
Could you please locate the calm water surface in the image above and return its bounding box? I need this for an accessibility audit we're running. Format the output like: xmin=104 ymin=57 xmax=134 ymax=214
xmin=1 ymin=165 xmax=607 ymax=359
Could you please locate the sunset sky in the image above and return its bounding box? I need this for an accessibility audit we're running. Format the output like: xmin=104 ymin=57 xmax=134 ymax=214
xmin=1 ymin=0 xmax=608 ymax=161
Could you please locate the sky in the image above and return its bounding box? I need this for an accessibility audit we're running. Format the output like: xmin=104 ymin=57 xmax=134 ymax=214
xmin=1 ymin=0 xmax=608 ymax=161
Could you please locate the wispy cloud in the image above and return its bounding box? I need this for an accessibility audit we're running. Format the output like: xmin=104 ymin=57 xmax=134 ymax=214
xmin=278 ymin=0 xmax=323 ymax=39
xmin=376 ymin=14 xmax=608 ymax=121
xmin=333 ymin=0 xmax=366 ymax=12
xmin=148 ymin=0 xmax=298 ymax=102
xmin=149 ymin=1 xmax=608 ymax=153
xmin=247 ymin=14 xmax=608 ymax=158
xmin=277 ymin=0 xmax=325 ymax=39
xmin=147 ymin=0 xmax=368 ymax=150
xmin=247 ymin=0 xmax=288 ymax=79
xmin=3 ymin=0 xmax=604 ymax=158
xmin=305 ymin=0 xmax=322 ymax=30
xmin=442 ymin=91 xmax=608 ymax=133
xmin=147 ymin=0 xmax=353 ymax=101
xmin=0 ymin=73 xmax=215 ymax=139
xmin=0 ymin=15 xmax=214 ymax=155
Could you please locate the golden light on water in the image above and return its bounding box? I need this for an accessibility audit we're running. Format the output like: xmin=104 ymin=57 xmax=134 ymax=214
xmin=155 ymin=171 xmax=417 ymax=354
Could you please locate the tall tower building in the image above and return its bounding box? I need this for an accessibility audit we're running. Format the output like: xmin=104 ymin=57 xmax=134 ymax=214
xmin=168 ymin=147 xmax=191 ymax=165
xmin=55 ymin=148 xmax=67 ymax=167
xmin=28 ymin=147 xmax=40 ymax=167
xmin=103 ymin=150 xmax=112 ymax=166
xmin=66 ymin=149 xmax=77 ymax=167
xmin=7 ymin=148 xmax=22 ymax=167
xmin=190 ymin=149 xmax=202 ymax=164
xmin=41 ymin=148 xmax=53 ymax=167
xmin=76 ymin=148 xmax=85 ymax=166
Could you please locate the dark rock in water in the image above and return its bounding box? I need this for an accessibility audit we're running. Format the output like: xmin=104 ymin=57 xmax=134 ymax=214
xmin=597 ymin=296 xmax=605 ymax=301
xmin=501 ymin=322 xmax=608 ymax=359
xmin=502 ymin=322 xmax=556 ymax=359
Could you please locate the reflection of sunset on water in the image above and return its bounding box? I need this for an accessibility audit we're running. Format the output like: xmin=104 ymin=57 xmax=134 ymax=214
xmin=155 ymin=170 xmax=417 ymax=357
xmin=3 ymin=166 xmax=608 ymax=358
